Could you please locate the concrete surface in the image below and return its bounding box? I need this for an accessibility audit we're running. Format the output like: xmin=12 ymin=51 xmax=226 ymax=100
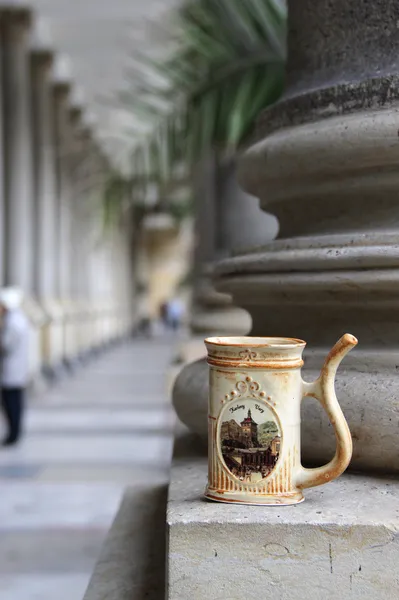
xmin=83 ymin=486 xmax=168 ymax=600
xmin=0 ymin=339 xmax=175 ymax=600
xmin=167 ymin=431 xmax=399 ymax=600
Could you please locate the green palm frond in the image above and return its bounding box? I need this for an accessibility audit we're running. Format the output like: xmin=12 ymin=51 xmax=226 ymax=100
xmin=102 ymin=171 xmax=132 ymax=229
xmin=109 ymin=0 xmax=287 ymax=210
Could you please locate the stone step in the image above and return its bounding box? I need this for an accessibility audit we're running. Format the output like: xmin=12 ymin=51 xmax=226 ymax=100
xmin=166 ymin=431 xmax=399 ymax=600
xmin=25 ymin=407 xmax=174 ymax=432
xmin=83 ymin=486 xmax=168 ymax=600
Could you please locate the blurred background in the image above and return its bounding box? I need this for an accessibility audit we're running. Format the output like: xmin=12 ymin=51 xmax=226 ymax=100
xmin=0 ymin=1 xmax=285 ymax=599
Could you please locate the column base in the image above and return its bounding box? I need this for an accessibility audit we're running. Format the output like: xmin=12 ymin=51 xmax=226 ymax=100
xmin=40 ymin=299 xmax=66 ymax=377
xmin=23 ymin=297 xmax=47 ymax=385
xmin=173 ymin=350 xmax=399 ymax=474
xmin=191 ymin=268 xmax=251 ymax=337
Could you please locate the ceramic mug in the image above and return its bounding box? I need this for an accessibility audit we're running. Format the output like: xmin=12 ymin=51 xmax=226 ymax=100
xmin=204 ymin=334 xmax=357 ymax=505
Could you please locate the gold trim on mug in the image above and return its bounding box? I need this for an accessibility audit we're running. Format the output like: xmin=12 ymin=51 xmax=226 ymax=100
xmin=207 ymin=356 xmax=304 ymax=369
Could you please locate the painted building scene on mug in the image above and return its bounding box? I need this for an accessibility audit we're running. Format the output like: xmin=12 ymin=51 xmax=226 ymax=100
xmin=220 ymin=397 xmax=281 ymax=483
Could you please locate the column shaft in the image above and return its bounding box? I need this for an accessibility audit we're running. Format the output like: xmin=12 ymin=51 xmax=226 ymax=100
xmin=2 ymin=10 xmax=34 ymax=290
xmin=31 ymin=51 xmax=57 ymax=299
xmin=0 ymin=21 xmax=5 ymax=283
xmin=190 ymin=156 xmax=277 ymax=337
xmin=215 ymin=0 xmax=399 ymax=472
xmin=53 ymin=84 xmax=73 ymax=301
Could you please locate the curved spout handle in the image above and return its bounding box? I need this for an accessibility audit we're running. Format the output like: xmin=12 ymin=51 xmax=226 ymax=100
xmin=296 ymin=333 xmax=358 ymax=490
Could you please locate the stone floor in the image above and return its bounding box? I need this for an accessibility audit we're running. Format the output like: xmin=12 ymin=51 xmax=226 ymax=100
xmin=0 ymin=338 xmax=176 ymax=600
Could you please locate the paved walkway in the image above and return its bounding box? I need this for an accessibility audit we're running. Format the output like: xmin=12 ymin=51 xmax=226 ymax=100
xmin=0 ymin=339 xmax=176 ymax=600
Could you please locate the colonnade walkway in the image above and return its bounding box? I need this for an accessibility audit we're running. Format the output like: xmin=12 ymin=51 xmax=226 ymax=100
xmin=0 ymin=339 xmax=176 ymax=600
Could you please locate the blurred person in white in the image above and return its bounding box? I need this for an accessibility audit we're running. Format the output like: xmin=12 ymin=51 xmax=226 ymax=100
xmin=0 ymin=287 xmax=30 ymax=446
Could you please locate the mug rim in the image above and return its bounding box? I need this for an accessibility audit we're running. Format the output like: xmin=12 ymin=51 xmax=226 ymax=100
xmin=205 ymin=336 xmax=306 ymax=349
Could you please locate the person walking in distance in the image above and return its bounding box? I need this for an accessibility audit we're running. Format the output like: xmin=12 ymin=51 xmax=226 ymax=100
xmin=0 ymin=288 xmax=30 ymax=446
xmin=166 ymin=297 xmax=184 ymax=332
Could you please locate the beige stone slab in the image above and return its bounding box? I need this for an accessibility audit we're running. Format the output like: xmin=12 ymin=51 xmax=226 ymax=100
xmin=167 ymin=432 xmax=399 ymax=600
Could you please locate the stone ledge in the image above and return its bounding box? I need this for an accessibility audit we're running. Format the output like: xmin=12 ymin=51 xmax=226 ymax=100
xmin=167 ymin=432 xmax=399 ymax=600
xmin=83 ymin=485 xmax=168 ymax=600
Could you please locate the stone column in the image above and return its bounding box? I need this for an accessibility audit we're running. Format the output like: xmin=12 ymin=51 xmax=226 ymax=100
xmin=52 ymin=62 xmax=75 ymax=366
xmin=109 ymin=224 xmax=131 ymax=340
xmin=216 ymin=159 xmax=278 ymax=255
xmin=85 ymin=146 xmax=103 ymax=350
xmin=173 ymin=155 xmax=278 ymax=424
xmin=80 ymin=134 xmax=115 ymax=351
xmin=1 ymin=7 xmax=46 ymax=384
xmin=68 ymin=107 xmax=83 ymax=301
xmin=112 ymin=213 xmax=134 ymax=339
xmin=31 ymin=48 xmax=56 ymax=299
xmin=133 ymin=219 xmax=151 ymax=332
xmin=2 ymin=7 xmax=34 ymax=290
xmin=0 ymin=17 xmax=6 ymax=285
xmin=68 ymin=111 xmax=92 ymax=358
xmin=30 ymin=39 xmax=64 ymax=375
xmin=188 ymin=156 xmax=277 ymax=351
xmin=52 ymin=81 xmax=72 ymax=301
xmin=189 ymin=155 xmax=247 ymax=340
xmin=176 ymin=0 xmax=399 ymax=473
xmin=62 ymin=103 xmax=97 ymax=360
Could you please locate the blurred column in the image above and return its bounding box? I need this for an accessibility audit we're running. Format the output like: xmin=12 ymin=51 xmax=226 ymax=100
xmin=113 ymin=214 xmax=135 ymax=339
xmin=68 ymin=103 xmax=90 ymax=359
xmin=96 ymin=157 xmax=134 ymax=343
xmin=52 ymin=59 xmax=72 ymax=302
xmin=193 ymin=156 xmax=278 ymax=336
xmin=30 ymin=25 xmax=56 ymax=299
xmin=77 ymin=126 xmax=104 ymax=353
xmin=0 ymin=16 xmax=5 ymax=284
xmin=67 ymin=111 xmax=121 ymax=355
xmin=2 ymin=7 xmax=34 ymax=291
xmin=30 ymin=26 xmax=64 ymax=376
xmin=189 ymin=153 xmax=244 ymax=341
xmin=183 ymin=155 xmax=277 ymax=362
xmin=52 ymin=56 xmax=74 ymax=365
xmin=173 ymin=155 xmax=278 ymax=428
xmin=1 ymin=7 xmax=45 ymax=385
xmin=85 ymin=146 xmax=105 ymax=350
xmin=81 ymin=142 xmax=135 ymax=347
xmin=133 ymin=217 xmax=151 ymax=332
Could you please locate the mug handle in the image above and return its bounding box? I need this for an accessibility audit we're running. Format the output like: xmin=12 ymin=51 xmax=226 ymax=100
xmin=295 ymin=334 xmax=358 ymax=490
